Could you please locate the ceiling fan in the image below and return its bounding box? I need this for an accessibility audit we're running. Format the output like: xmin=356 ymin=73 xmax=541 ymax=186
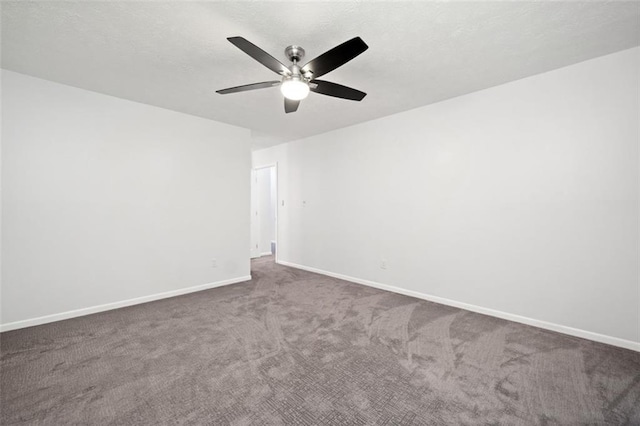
xmin=216 ymin=36 xmax=369 ymax=113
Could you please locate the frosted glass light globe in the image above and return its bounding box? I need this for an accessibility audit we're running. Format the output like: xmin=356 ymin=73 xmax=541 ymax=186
xmin=280 ymin=78 xmax=310 ymax=101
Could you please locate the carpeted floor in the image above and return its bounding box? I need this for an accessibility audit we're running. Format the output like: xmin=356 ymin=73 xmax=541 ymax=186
xmin=1 ymin=256 xmax=640 ymax=425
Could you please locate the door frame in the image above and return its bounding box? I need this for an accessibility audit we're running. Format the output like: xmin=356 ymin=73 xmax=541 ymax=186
xmin=251 ymin=162 xmax=279 ymax=263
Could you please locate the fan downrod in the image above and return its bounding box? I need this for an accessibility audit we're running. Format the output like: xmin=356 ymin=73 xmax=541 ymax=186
xmin=285 ymin=45 xmax=305 ymax=63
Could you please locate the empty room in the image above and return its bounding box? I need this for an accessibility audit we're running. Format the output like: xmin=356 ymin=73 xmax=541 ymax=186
xmin=1 ymin=1 xmax=639 ymax=424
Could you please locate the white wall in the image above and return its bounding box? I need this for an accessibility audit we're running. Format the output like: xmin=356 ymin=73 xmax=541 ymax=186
xmin=1 ymin=70 xmax=251 ymax=327
xmin=257 ymin=166 xmax=276 ymax=255
xmin=270 ymin=167 xmax=277 ymax=254
xmin=253 ymin=47 xmax=640 ymax=346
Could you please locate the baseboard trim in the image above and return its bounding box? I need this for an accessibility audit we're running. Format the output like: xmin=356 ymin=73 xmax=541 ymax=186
xmin=260 ymin=252 xmax=274 ymax=257
xmin=277 ymin=260 xmax=640 ymax=352
xmin=0 ymin=275 xmax=252 ymax=333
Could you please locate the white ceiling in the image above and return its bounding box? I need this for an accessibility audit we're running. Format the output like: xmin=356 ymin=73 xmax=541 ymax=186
xmin=2 ymin=1 xmax=639 ymax=150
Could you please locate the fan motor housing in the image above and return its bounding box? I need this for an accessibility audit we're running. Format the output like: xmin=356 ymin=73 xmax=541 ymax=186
xmin=285 ymin=45 xmax=305 ymax=63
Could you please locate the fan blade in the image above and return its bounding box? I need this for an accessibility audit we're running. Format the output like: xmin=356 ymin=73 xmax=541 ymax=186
xmin=227 ymin=37 xmax=291 ymax=76
xmin=301 ymin=37 xmax=368 ymax=79
xmin=310 ymin=80 xmax=366 ymax=101
xmin=284 ymin=98 xmax=300 ymax=113
xmin=216 ymin=81 xmax=280 ymax=95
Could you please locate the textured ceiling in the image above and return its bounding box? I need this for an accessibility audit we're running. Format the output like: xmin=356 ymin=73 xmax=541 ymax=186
xmin=2 ymin=1 xmax=639 ymax=149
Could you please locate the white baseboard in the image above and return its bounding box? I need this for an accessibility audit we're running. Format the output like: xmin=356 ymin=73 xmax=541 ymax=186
xmin=0 ymin=275 xmax=252 ymax=333
xmin=277 ymin=260 xmax=640 ymax=352
xmin=260 ymin=252 xmax=274 ymax=257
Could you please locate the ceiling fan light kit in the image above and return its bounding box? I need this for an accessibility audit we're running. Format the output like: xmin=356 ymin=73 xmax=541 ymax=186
xmin=280 ymin=77 xmax=310 ymax=101
xmin=217 ymin=36 xmax=369 ymax=113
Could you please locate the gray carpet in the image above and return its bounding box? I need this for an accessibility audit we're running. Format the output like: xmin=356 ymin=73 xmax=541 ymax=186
xmin=1 ymin=256 xmax=640 ymax=425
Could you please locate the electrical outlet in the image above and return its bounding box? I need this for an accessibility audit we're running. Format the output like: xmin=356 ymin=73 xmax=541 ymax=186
xmin=211 ymin=258 xmax=218 ymax=268
xmin=380 ymin=259 xmax=388 ymax=270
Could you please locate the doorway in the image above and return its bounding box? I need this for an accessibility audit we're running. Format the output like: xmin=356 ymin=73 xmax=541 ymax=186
xmin=250 ymin=164 xmax=277 ymax=262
